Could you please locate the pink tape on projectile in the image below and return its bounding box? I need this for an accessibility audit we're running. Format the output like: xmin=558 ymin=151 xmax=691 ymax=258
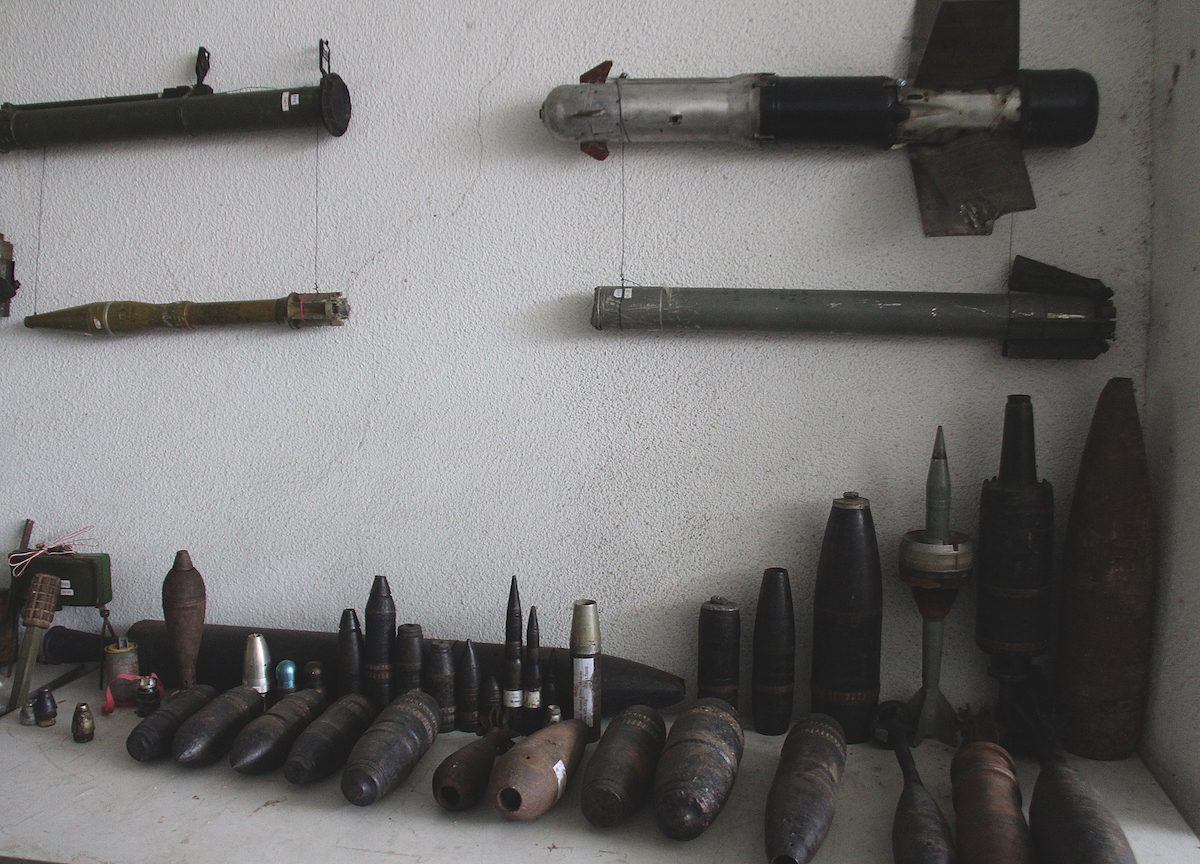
xmin=102 ymin=673 xmax=159 ymax=715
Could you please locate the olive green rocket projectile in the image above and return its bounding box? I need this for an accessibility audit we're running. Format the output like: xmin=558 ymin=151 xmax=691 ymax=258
xmin=950 ymin=741 xmax=1032 ymax=864
xmin=25 ymin=291 xmax=349 ymax=336
xmin=654 ymin=698 xmax=745 ymax=841
xmin=753 ymin=569 xmax=795 ymax=735
xmin=489 ymin=719 xmax=590 ymax=821
xmin=764 ymin=714 xmax=847 ymax=864
xmin=364 ymin=575 xmax=396 ymax=708
xmin=876 ymin=702 xmax=955 ymax=864
xmin=341 ymin=691 xmax=440 ymax=806
xmin=590 ymin=257 xmax=1114 ymax=360
xmin=283 ymin=694 xmax=377 ymax=785
xmin=423 ymin=639 xmax=456 ymax=733
xmin=581 ymin=705 xmax=667 ymax=828
xmin=812 ymin=492 xmax=883 ymax=744
xmin=0 ymin=42 xmax=350 ymax=153
xmin=172 ymin=685 xmax=265 ymax=766
xmin=229 ymin=688 xmax=327 ymax=775
xmin=335 ymin=609 xmax=365 ymax=699
xmin=432 ymin=728 xmax=513 ymax=812
xmin=698 ymin=597 xmax=740 ymax=708
xmin=126 ymin=685 xmax=218 ymax=761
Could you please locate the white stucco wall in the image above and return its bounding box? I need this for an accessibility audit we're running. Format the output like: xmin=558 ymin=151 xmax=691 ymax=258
xmin=1143 ymin=0 xmax=1200 ymax=833
xmin=0 ymin=0 xmax=1153 ymax=730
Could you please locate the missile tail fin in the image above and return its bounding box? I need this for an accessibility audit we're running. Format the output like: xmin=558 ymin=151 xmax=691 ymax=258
xmin=908 ymin=134 xmax=1034 ymax=236
xmin=910 ymin=0 xmax=1019 ymax=90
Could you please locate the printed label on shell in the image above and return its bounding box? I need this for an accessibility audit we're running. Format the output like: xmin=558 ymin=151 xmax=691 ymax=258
xmin=574 ymin=658 xmax=596 ymax=725
xmin=281 ymin=92 xmax=291 ymax=111
xmin=553 ymin=759 xmax=567 ymax=795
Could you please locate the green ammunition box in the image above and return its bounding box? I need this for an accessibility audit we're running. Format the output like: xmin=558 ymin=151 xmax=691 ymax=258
xmin=8 ymin=552 xmax=112 ymax=609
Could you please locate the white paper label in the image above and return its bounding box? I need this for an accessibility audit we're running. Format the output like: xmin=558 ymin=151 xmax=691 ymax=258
xmin=552 ymin=759 xmax=567 ymax=796
xmin=60 ymin=587 xmax=75 ymax=596
xmin=281 ymin=91 xmax=291 ymax=111
xmin=524 ymin=690 xmax=542 ymax=709
xmin=613 ymin=288 xmax=631 ymax=299
xmin=573 ymin=657 xmax=596 ymax=726
xmin=503 ymin=689 xmax=523 ymax=709
xmin=290 ymin=93 xmax=300 ymax=106
xmin=60 ymin=580 xmax=72 ymax=590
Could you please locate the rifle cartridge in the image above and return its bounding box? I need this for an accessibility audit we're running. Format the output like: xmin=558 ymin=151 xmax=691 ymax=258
xmin=764 ymin=714 xmax=846 ymax=864
xmin=698 ymin=596 xmax=740 ymax=708
xmin=172 ymin=685 xmax=264 ymax=766
xmin=754 ymin=569 xmax=795 ymax=735
xmin=341 ymin=691 xmax=440 ymax=806
xmin=394 ymin=623 xmax=424 ymax=695
xmin=283 ymin=694 xmax=377 ymax=785
xmin=654 ymin=698 xmax=745 ymax=840
xmin=335 ymin=608 xmax=365 ymax=698
xmin=581 ymin=705 xmax=667 ymax=828
xmin=489 ymin=719 xmax=590 ymax=821
xmin=230 ymin=688 xmax=327 ymax=775
xmin=364 ymin=575 xmax=396 ymax=708
xmin=432 ymin=728 xmax=513 ymax=811
xmin=126 ymin=685 xmax=218 ymax=761
xmin=950 ymin=741 xmax=1031 ymax=864
xmin=423 ymin=639 xmax=456 ymax=733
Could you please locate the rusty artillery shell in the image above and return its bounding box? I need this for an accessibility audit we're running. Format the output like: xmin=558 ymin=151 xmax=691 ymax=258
xmin=950 ymin=741 xmax=1032 ymax=864
xmin=364 ymin=575 xmax=396 ymax=708
xmin=812 ymin=493 xmax=883 ymax=744
xmin=877 ymin=703 xmax=954 ymax=864
xmin=336 ymin=608 xmax=365 ymax=698
xmin=489 ymin=718 xmax=589 ymax=821
xmin=283 ymin=693 xmax=377 ymax=785
xmin=654 ymin=698 xmax=745 ymax=840
xmin=457 ymin=639 xmax=481 ymax=733
xmin=33 ymin=687 xmax=57 ymax=726
xmin=433 ymin=727 xmax=513 ymax=811
xmin=394 ymin=623 xmax=424 ymax=695
xmin=1029 ymin=756 xmax=1134 ymax=864
xmin=230 ymin=688 xmax=327 ymax=774
xmin=1058 ymin=378 xmax=1155 ymax=760
xmin=341 ymin=690 xmax=440 ymax=806
xmin=126 ymin=685 xmax=218 ymax=761
xmin=524 ymin=606 xmax=544 ymax=732
xmin=754 ymin=570 xmax=795 ymax=735
xmin=698 ymin=597 xmax=740 ymax=708
xmin=162 ymin=550 xmax=206 ymax=690
xmin=424 ymin=639 xmax=456 ymax=732
xmin=71 ymin=703 xmax=95 ymax=742
xmin=581 ymin=704 xmax=667 ymax=828
xmin=172 ymin=685 xmax=265 ymax=766
xmin=764 ymin=714 xmax=846 ymax=864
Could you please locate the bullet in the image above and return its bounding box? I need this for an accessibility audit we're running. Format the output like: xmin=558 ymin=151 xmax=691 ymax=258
xmin=33 ymin=686 xmax=57 ymax=727
xmin=524 ymin=607 xmax=544 ymax=732
xmin=581 ymin=705 xmax=667 ymax=828
xmin=135 ymin=676 xmax=161 ymax=717
xmin=394 ymin=623 xmax=424 ymax=695
xmin=456 ymin=639 xmax=481 ymax=733
xmin=654 ymin=698 xmax=745 ymax=841
xmin=126 ymin=685 xmax=218 ymax=761
xmin=283 ymin=694 xmax=377 ymax=786
xmin=951 ymin=741 xmax=1032 ymax=864
xmin=489 ymin=719 xmax=590 ymax=821
xmin=242 ymin=634 xmax=272 ymax=696
xmin=876 ymin=702 xmax=954 ymax=864
xmin=172 ymin=685 xmax=265 ymax=767
xmin=335 ymin=608 xmax=365 ymax=698
xmin=302 ymin=661 xmax=324 ymax=697
xmin=764 ymin=714 xmax=847 ymax=864
xmin=812 ymin=492 xmax=883 ymax=744
xmin=161 ymin=550 xmax=206 ymax=691
xmin=71 ymin=703 xmax=95 ymax=742
xmin=423 ymin=639 xmax=456 ymax=733
xmin=572 ymin=599 xmax=602 ymax=743
xmin=275 ymin=660 xmax=297 ymax=699
xmin=364 ymin=576 xmax=396 ymax=708
xmin=1029 ymin=755 xmax=1135 ymax=864
xmin=753 ymin=569 xmax=795 ymax=735
xmin=433 ymin=728 xmax=513 ymax=811
xmin=899 ymin=427 xmax=974 ymax=747
xmin=6 ymin=573 xmax=60 ymax=714
xmin=1058 ymin=378 xmax=1155 ymax=760
xmin=480 ymin=674 xmax=502 ymax=731
xmin=503 ymin=577 xmax=524 ymax=727
xmin=341 ymin=690 xmax=440 ymax=806
xmin=230 ymin=688 xmax=327 ymax=775
xmin=698 ymin=596 xmax=740 ymax=709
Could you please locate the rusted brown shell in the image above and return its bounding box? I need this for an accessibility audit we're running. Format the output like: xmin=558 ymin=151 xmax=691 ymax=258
xmin=161 ymin=550 xmax=206 ymax=690
xmin=581 ymin=705 xmax=666 ymax=828
xmin=654 ymin=698 xmax=745 ymax=840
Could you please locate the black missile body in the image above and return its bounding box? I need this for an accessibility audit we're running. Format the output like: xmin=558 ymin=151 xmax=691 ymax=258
xmin=480 ymin=675 xmax=503 ymax=730
xmin=812 ymin=492 xmax=883 ymax=744
xmin=341 ymin=690 xmax=440 ymax=806
xmin=229 ymin=688 xmax=327 ymax=775
xmin=581 ymin=705 xmax=667 ymax=828
xmin=524 ymin=607 xmax=544 ymax=732
xmin=698 ymin=597 xmax=740 ymax=708
xmin=172 ymin=685 xmax=264 ymax=766
xmin=764 ymin=714 xmax=847 ymax=864
xmin=876 ymin=703 xmax=955 ymax=864
xmin=654 ymin=698 xmax=744 ymax=841
xmin=424 ymin=639 xmax=456 ymax=733
xmin=335 ymin=608 xmax=365 ymax=698
xmin=456 ymin=639 xmax=481 ymax=733
xmin=283 ymin=694 xmax=377 ymax=785
xmin=126 ymin=685 xmax=218 ymax=762
xmin=753 ymin=570 xmax=795 ymax=735
xmin=432 ymin=728 xmax=513 ymax=811
xmin=364 ymin=576 xmax=396 ymax=708
xmin=394 ymin=623 xmax=424 ymax=695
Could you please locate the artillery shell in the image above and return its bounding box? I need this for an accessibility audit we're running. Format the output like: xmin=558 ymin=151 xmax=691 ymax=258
xmin=489 ymin=718 xmax=589 ymax=821
xmin=423 ymin=639 xmax=456 ymax=733
xmin=283 ymin=694 xmax=377 ymax=785
xmin=812 ymin=493 xmax=883 ymax=744
xmin=364 ymin=575 xmax=396 ymax=708
xmin=524 ymin=607 xmax=544 ymax=733
xmin=335 ymin=608 xmax=365 ymax=698
xmin=581 ymin=704 xmax=666 ymax=828
xmin=302 ymin=660 xmax=324 ymax=696
xmin=1029 ymin=758 xmax=1134 ymax=864
xmin=480 ymin=674 xmax=502 ymax=726
xmin=161 ymin=550 xmax=206 ymax=690
xmin=950 ymin=741 xmax=1032 ymax=864
xmin=654 ymin=698 xmax=745 ymax=840
xmin=126 ymin=685 xmax=218 ymax=761
xmin=754 ymin=570 xmax=795 ymax=735
xmin=394 ymin=623 xmax=424 ymax=695
xmin=432 ymin=728 xmax=512 ymax=811
xmin=230 ymin=688 xmax=327 ymax=774
xmin=172 ymin=685 xmax=265 ymax=767
xmin=572 ymin=598 xmax=602 ymax=742
xmin=764 ymin=714 xmax=846 ymax=864
xmin=698 ymin=597 xmax=740 ymax=708
xmin=33 ymin=687 xmax=57 ymax=726
xmin=71 ymin=703 xmax=95 ymax=743
xmin=341 ymin=690 xmax=440 ymax=806
xmin=1058 ymin=378 xmax=1155 ymax=760
xmin=456 ymin=639 xmax=481 ymax=733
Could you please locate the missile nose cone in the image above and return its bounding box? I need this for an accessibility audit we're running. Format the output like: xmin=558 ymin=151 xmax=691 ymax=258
xmin=368 ymin=574 xmax=393 ymax=601
xmin=925 ymin=426 xmax=953 ymax=544
xmin=173 ymin=550 xmax=194 ymax=571
xmin=998 ymin=395 xmax=1038 ymax=485
xmin=932 ymin=425 xmax=947 ymax=460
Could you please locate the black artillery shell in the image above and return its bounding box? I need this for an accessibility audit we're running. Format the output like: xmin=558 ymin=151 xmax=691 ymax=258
xmin=950 ymin=742 xmax=1032 ymax=864
xmin=811 ymin=493 xmax=883 ymax=744
xmin=489 ymin=718 xmax=589 ymax=821
xmin=394 ymin=623 xmax=424 ymax=695
xmin=172 ymin=685 xmax=265 ymax=766
xmin=764 ymin=714 xmax=847 ymax=864
xmin=698 ymin=597 xmax=740 ymax=708
xmin=456 ymin=639 xmax=481 ymax=733
xmin=364 ymin=575 xmax=396 ymax=708
xmin=230 ymin=688 xmax=327 ymax=774
xmin=1029 ymin=759 xmax=1135 ymax=864
xmin=753 ymin=570 xmax=795 ymax=735
xmin=581 ymin=704 xmax=667 ymax=828
xmin=1058 ymin=378 xmax=1155 ymax=760
xmin=654 ymin=698 xmax=745 ymax=841
xmin=341 ymin=690 xmax=440 ymax=806
xmin=283 ymin=694 xmax=377 ymax=785
xmin=335 ymin=608 xmax=365 ymax=698
xmin=432 ymin=728 xmax=511 ymax=811
xmin=424 ymin=639 xmax=456 ymax=733
xmin=126 ymin=685 xmax=218 ymax=762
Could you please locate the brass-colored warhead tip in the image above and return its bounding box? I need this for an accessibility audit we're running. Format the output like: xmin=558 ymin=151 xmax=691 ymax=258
xmin=570 ymin=599 xmax=600 ymax=655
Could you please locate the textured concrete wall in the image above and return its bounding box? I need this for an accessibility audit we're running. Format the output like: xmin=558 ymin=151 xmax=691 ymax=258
xmin=0 ymin=0 xmax=1152 ymax=723
xmin=1143 ymin=0 xmax=1200 ymax=832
